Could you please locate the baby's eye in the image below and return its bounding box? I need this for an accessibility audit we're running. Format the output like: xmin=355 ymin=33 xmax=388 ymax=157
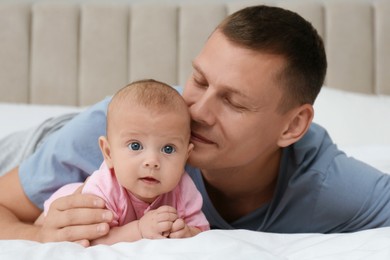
xmin=162 ymin=145 xmax=175 ymax=154
xmin=128 ymin=142 xmax=143 ymax=151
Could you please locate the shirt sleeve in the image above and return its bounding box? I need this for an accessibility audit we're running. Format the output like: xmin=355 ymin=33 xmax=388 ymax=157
xmin=313 ymin=154 xmax=390 ymax=232
xmin=177 ymin=173 xmax=210 ymax=231
xmin=19 ymin=97 xmax=111 ymax=209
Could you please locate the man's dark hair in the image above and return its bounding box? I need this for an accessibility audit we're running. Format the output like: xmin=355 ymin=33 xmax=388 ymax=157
xmin=218 ymin=5 xmax=327 ymax=113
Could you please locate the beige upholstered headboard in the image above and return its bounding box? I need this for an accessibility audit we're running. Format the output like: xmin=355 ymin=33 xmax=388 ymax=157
xmin=0 ymin=0 xmax=389 ymax=106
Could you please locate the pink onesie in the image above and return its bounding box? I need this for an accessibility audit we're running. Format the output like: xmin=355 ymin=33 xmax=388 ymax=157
xmin=44 ymin=162 xmax=210 ymax=231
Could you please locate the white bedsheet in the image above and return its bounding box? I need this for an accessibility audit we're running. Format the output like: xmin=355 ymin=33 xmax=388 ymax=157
xmin=1 ymin=228 xmax=390 ymax=260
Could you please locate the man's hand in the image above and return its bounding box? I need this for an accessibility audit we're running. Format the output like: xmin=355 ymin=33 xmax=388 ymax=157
xmin=35 ymin=192 xmax=114 ymax=246
xmin=138 ymin=205 xmax=178 ymax=239
xmin=0 ymin=167 xmax=112 ymax=245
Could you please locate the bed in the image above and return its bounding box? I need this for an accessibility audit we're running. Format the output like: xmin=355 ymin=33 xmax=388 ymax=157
xmin=1 ymin=0 xmax=390 ymax=259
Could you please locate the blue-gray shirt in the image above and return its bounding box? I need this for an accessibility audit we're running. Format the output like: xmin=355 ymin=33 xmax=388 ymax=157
xmin=187 ymin=123 xmax=390 ymax=233
xmin=19 ymin=97 xmax=390 ymax=233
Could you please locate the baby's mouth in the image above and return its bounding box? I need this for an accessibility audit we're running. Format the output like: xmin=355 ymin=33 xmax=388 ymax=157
xmin=140 ymin=177 xmax=160 ymax=184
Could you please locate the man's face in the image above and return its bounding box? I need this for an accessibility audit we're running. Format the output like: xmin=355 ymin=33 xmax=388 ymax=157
xmin=182 ymin=31 xmax=291 ymax=171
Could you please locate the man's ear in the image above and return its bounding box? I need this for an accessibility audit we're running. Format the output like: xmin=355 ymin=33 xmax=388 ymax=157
xmin=277 ymin=104 xmax=314 ymax=147
xmin=99 ymin=136 xmax=114 ymax=168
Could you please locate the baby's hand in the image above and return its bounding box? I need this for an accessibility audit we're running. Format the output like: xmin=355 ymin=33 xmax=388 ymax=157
xmin=138 ymin=205 xmax=178 ymax=239
xmin=169 ymin=218 xmax=202 ymax=238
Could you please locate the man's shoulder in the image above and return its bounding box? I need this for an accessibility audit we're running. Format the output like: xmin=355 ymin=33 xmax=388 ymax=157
xmin=287 ymin=123 xmax=341 ymax=173
xmin=299 ymin=123 xmax=331 ymax=147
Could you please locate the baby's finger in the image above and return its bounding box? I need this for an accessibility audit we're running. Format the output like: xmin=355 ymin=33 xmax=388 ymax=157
xmin=74 ymin=239 xmax=90 ymax=247
xmin=157 ymin=205 xmax=177 ymax=214
xmin=171 ymin=218 xmax=185 ymax=232
xmin=161 ymin=231 xmax=170 ymax=237
xmin=157 ymin=220 xmax=175 ymax=234
xmin=157 ymin=211 xmax=177 ymax=223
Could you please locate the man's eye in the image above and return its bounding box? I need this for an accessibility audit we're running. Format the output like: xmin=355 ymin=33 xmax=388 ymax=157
xmin=129 ymin=142 xmax=143 ymax=151
xmin=224 ymin=97 xmax=246 ymax=112
xmin=193 ymin=77 xmax=208 ymax=88
xmin=162 ymin=145 xmax=175 ymax=154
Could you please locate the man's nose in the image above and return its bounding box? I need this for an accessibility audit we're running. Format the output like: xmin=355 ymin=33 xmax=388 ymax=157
xmin=189 ymin=89 xmax=216 ymax=126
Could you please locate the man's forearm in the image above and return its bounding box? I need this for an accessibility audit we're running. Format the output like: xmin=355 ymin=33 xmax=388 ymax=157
xmin=0 ymin=205 xmax=41 ymax=240
xmin=0 ymin=167 xmax=112 ymax=243
xmin=0 ymin=167 xmax=43 ymax=240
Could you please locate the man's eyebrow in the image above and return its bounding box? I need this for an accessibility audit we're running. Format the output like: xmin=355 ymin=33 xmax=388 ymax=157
xmin=191 ymin=61 xmax=205 ymax=76
xmin=192 ymin=60 xmax=253 ymax=105
xmin=191 ymin=61 xmax=251 ymax=100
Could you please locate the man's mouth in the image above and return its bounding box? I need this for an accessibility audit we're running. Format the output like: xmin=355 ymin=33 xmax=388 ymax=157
xmin=191 ymin=132 xmax=214 ymax=144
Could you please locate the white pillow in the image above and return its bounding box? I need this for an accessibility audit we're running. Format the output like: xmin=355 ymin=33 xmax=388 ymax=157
xmin=0 ymin=103 xmax=83 ymax=140
xmin=313 ymin=87 xmax=390 ymax=147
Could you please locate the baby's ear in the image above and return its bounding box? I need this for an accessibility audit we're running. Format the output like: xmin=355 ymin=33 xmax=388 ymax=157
xmin=187 ymin=143 xmax=194 ymax=158
xmin=99 ymin=136 xmax=114 ymax=168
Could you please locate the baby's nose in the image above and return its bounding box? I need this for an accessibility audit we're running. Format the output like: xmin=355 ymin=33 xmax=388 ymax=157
xmin=144 ymin=159 xmax=160 ymax=169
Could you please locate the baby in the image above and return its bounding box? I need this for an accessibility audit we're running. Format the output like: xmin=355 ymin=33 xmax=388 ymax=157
xmin=37 ymin=79 xmax=209 ymax=245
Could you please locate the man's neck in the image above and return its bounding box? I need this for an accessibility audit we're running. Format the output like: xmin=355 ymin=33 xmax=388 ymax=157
xmin=202 ymin=149 xmax=282 ymax=223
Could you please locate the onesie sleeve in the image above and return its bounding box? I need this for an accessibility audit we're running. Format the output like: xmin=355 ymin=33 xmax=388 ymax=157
xmin=177 ymin=173 xmax=210 ymax=231
xmin=82 ymin=162 xmax=126 ymax=227
xmin=42 ymin=183 xmax=83 ymax=216
xmin=19 ymin=97 xmax=111 ymax=209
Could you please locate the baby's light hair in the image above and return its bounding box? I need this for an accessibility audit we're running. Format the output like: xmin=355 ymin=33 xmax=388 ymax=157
xmin=107 ymin=79 xmax=190 ymax=137
xmin=111 ymin=79 xmax=185 ymax=111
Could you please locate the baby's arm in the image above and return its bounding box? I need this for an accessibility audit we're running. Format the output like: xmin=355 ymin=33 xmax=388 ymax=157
xmin=166 ymin=173 xmax=210 ymax=239
xmin=90 ymin=205 xmax=178 ymax=245
xmin=90 ymin=221 xmax=140 ymax=245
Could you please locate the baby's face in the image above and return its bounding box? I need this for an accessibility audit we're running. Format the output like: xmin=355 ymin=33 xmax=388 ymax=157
xmin=106 ymin=105 xmax=192 ymax=203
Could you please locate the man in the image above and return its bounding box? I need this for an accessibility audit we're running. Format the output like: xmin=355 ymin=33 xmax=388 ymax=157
xmin=1 ymin=5 xmax=389 ymax=245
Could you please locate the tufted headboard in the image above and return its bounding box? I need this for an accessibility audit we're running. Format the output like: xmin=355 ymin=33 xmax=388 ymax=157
xmin=0 ymin=0 xmax=389 ymax=106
